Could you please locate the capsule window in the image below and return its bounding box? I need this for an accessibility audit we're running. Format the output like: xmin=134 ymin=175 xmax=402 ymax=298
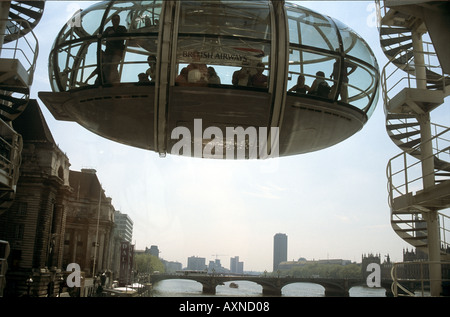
xmin=286 ymin=3 xmax=379 ymax=116
xmin=174 ymin=1 xmax=271 ymax=89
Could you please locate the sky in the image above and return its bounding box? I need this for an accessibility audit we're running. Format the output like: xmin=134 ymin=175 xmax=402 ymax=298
xmin=25 ymin=1 xmax=449 ymax=272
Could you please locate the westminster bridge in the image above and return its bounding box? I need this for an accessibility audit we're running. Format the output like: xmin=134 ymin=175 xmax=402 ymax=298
xmin=149 ymin=273 xmax=394 ymax=297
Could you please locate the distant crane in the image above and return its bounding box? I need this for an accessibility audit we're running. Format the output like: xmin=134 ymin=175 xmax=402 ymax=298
xmin=212 ymin=254 xmax=228 ymax=260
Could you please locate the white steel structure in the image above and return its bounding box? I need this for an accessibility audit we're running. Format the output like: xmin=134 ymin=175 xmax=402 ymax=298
xmin=0 ymin=1 xmax=43 ymax=215
xmin=377 ymin=0 xmax=450 ymax=296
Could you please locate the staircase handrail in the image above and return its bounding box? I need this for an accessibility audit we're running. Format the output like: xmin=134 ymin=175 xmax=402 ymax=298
xmin=386 ymin=126 xmax=450 ymax=202
xmin=375 ymin=0 xmax=385 ymax=30
xmin=441 ymin=213 xmax=450 ymax=252
xmin=381 ymin=43 xmax=447 ymax=117
xmin=0 ymin=240 xmax=10 ymax=297
xmin=389 ymin=210 xmax=450 ymax=257
xmin=387 ymin=126 xmax=450 ymax=252
xmin=391 ymin=260 xmax=450 ymax=297
xmin=0 ymin=119 xmax=22 ymax=187
xmin=0 ymin=18 xmax=39 ymax=86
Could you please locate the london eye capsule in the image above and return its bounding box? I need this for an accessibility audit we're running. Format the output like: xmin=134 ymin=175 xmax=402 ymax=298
xmin=39 ymin=0 xmax=379 ymax=159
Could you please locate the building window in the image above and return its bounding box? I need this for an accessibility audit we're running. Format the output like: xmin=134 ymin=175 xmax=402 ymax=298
xmin=17 ymin=202 xmax=27 ymax=216
xmin=58 ymin=166 xmax=64 ymax=179
xmin=13 ymin=224 xmax=24 ymax=240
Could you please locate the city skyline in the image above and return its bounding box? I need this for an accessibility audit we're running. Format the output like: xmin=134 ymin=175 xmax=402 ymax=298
xmin=139 ymin=237 xmax=380 ymax=272
xmin=26 ymin=1 xmax=450 ymax=272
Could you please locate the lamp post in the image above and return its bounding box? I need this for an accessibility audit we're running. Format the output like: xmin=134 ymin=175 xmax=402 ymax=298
xmin=93 ymin=275 xmax=97 ymax=297
xmin=78 ymin=275 xmax=84 ymax=297
xmin=26 ymin=276 xmax=33 ymax=297
xmin=93 ymin=186 xmax=102 ymax=277
xmin=58 ymin=276 xmax=64 ymax=297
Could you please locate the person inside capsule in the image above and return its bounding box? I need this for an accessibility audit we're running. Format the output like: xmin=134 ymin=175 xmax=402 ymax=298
xmin=330 ymin=58 xmax=357 ymax=103
xmin=250 ymin=62 xmax=268 ymax=88
xmin=232 ymin=66 xmax=252 ymax=87
xmin=146 ymin=55 xmax=157 ymax=83
xmin=103 ymin=13 xmax=127 ymax=83
xmin=308 ymin=71 xmax=331 ymax=98
xmin=288 ymin=75 xmax=310 ymax=94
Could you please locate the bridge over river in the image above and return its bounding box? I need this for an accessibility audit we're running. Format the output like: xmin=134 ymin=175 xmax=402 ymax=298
xmin=150 ymin=273 xmax=394 ymax=296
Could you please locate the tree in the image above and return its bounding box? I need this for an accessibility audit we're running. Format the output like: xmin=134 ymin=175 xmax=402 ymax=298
xmin=283 ymin=263 xmax=361 ymax=279
xmin=134 ymin=254 xmax=165 ymax=274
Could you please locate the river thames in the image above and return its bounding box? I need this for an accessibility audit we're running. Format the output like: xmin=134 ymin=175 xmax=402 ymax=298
xmin=151 ymin=279 xmax=387 ymax=297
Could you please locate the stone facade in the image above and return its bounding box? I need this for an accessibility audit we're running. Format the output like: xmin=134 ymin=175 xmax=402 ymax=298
xmin=0 ymin=100 xmax=122 ymax=296
xmin=0 ymin=100 xmax=71 ymax=296
xmin=64 ymin=169 xmax=115 ymax=278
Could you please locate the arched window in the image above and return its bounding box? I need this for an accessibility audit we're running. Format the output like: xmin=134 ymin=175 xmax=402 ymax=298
xmin=58 ymin=166 xmax=64 ymax=179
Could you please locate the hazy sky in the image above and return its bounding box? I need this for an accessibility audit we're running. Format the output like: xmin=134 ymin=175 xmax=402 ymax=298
xmin=27 ymin=1 xmax=449 ymax=272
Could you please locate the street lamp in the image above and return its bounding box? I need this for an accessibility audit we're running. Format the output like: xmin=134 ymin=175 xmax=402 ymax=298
xmin=26 ymin=276 xmax=33 ymax=297
xmin=93 ymin=275 xmax=98 ymax=297
xmin=58 ymin=276 xmax=64 ymax=296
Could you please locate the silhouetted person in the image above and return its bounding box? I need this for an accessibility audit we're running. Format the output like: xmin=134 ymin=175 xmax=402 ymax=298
xmin=308 ymin=71 xmax=330 ymax=97
xmin=207 ymin=66 xmax=221 ymax=85
xmin=250 ymin=62 xmax=268 ymax=88
xmin=288 ymin=75 xmax=310 ymax=94
xmin=103 ymin=14 xmax=127 ymax=83
xmin=232 ymin=67 xmax=251 ymax=87
xmin=186 ymin=51 xmax=208 ymax=84
xmin=330 ymin=59 xmax=356 ymax=103
xmin=137 ymin=72 xmax=150 ymax=83
xmin=187 ymin=63 xmax=208 ymax=83
xmin=176 ymin=67 xmax=188 ymax=85
xmin=146 ymin=55 xmax=156 ymax=82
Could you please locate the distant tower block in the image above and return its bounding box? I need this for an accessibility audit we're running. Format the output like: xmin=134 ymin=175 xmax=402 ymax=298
xmin=273 ymin=233 xmax=287 ymax=271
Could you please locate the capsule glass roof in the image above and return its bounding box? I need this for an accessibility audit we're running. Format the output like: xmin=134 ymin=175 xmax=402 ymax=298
xmin=49 ymin=0 xmax=378 ymax=117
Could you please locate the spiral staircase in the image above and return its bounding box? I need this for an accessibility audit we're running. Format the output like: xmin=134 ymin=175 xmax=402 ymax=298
xmin=377 ymin=0 xmax=450 ymax=294
xmin=0 ymin=1 xmax=43 ymax=215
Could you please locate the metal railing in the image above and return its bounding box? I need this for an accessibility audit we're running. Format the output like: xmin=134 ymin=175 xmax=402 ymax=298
xmin=0 ymin=119 xmax=22 ymax=189
xmin=381 ymin=45 xmax=447 ymax=114
xmin=0 ymin=18 xmax=39 ymax=85
xmin=377 ymin=0 xmax=448 ymax=108
xmin=386 ymin=126 xmax=450 ymax=250
xmin=386 ymin=126 xmax=450 ymax=204
xmin=0 ymin=240 xmax=10 ymax=297
xmin=391 ymin=261 xmax=450 ymax=297
xmin=390 ymin=211 xmax=450 ymax=253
